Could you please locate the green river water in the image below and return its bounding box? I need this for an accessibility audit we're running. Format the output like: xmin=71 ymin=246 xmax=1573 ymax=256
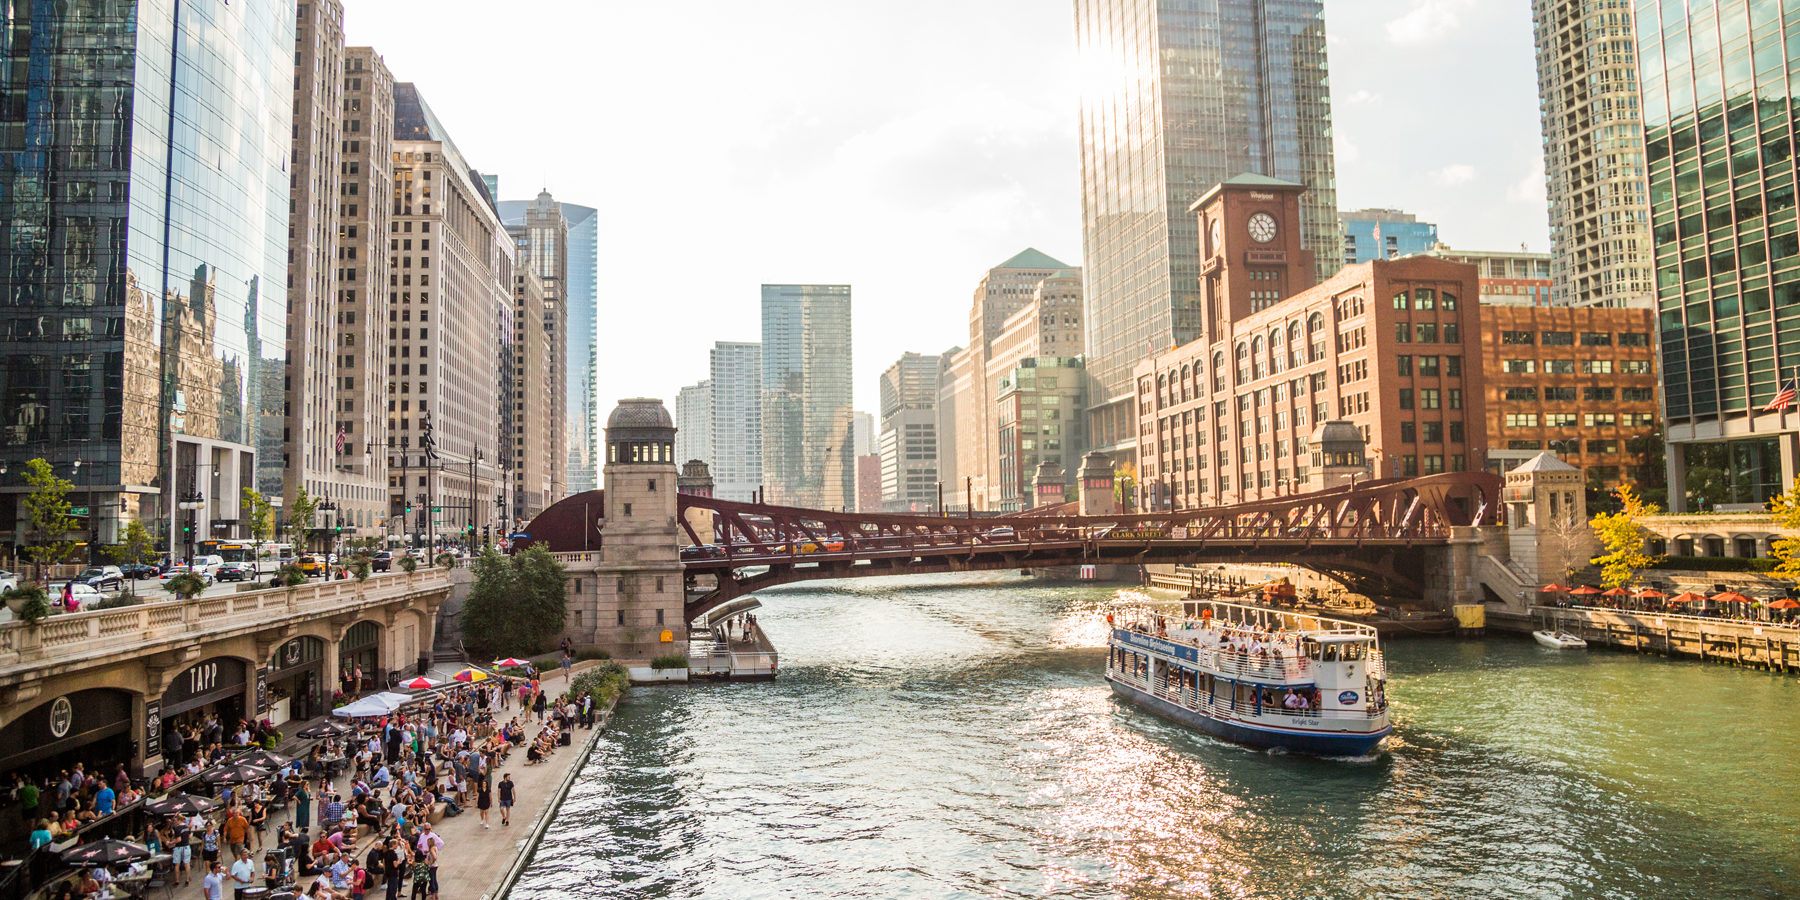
xmin=511 ymin=573 xmax=1798 ymax=899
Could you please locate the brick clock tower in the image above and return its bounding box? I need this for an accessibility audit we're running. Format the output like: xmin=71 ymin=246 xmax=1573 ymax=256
xmin=1188 ymin=174 xmax=1316 ymax=341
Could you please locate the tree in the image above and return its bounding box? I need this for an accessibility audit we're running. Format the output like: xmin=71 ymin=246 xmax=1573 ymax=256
xmin=458 ymin=546 xmax=569 ymax=660
xmin=242 ymin=487 xmax=273 ymax=554
xmin=1766 ymin=477 xmax=1800 ymax=586
xmin=1591 ymin=483 xmax=1663 ymax=589
xmin=1113 ymin=461 xmax=1138 ymax=512
xmin=120 ymin=520 xmax=154 ymax=599
xmin=283 ymin=487 xmax=316 ymax=554
xmin=161 ymin=572 xmax=208 ymax=601
xmin=21 ymin=458 xmax=77 ymax=583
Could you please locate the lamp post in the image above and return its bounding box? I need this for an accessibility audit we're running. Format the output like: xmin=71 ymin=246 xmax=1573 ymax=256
xmin=72 ymin=458 xmax=95 ymax=564
xmin=467 ymin=447 xmax=483 ymax=551
xmin=177 ymin=488 xmax=204 ymax=567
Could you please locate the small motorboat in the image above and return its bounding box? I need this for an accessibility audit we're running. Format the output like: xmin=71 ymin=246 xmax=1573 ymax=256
xmin=1533 ymin=630 xmax=1587 ymax=650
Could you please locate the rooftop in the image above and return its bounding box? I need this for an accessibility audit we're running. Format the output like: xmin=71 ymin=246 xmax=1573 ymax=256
xmin=994 ymin=248 xmax=1070 ymax=271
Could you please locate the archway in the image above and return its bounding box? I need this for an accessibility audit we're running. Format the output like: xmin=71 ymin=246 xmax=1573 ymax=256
xmin=266 ymin=636 xmax=328 ymax=726
xmin=0 ymin=688 xmax=136 ymax=780
xmin=338 ymin=620 xmax=384 ymax=695
xmin=159 ymin=658 xmax=250 ymax=764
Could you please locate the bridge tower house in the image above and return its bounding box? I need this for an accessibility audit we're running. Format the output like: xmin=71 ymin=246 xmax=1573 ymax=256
xmin=1504 ymin=451 xmax=1590 ymax=586
xmin=1306 ymin=420 xmax=1369 ymax=491
xmin=1032 ymin=459 xmax=1066 ymax=510
xmin=678 ymin=459 xmax=716 ymax=548
xmin=588 ymin=399 xmax=686 ymax=660
xmin=1079 ymin=451 xmax=1117 ymax=516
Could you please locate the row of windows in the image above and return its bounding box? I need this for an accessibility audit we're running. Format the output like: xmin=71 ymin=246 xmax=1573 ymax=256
xmin=1392 ymin=321 xmax=1460 ymax=343
xmin=1499 ymin=330 xmax=1650 ymax=346
xmin=1395 ymin=355 xmax=1462 ymax=377
xmin=1398 ymin=388 xmax=1462 ymax=411
xmin=1505 ymin=440 xmax=1623 ymax=453
xmin=1504 ymin=386 xmax=1656 ymax=402
xmin=1391 ymin=288 xmax=1459 ymax=311
xmin=1501 ymin=359 xmax=1651 ymax=374
xmin=1398 ymin=421 xmax=1465 ymax=444
xmin=1503 ymin=412 xmax=1655 ymax=428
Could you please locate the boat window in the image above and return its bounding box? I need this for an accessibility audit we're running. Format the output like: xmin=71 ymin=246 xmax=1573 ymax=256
xmin=1341 ymin=643 xmax=1366 ymax=661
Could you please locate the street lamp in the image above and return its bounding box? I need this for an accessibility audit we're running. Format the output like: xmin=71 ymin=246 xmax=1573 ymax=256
xmin=177 ymin=487 xmax=204 ymax=566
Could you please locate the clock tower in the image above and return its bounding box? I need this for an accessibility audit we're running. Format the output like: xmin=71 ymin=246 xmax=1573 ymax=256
xmin=1188 ymin=174 xmax=1315 ymax=340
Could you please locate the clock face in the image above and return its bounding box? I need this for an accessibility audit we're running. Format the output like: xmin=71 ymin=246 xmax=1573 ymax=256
xmin=1248 ymin=212 xmax=1278 ymax=243
xmin=1209 ymin=218 xmax=1223 ymax=253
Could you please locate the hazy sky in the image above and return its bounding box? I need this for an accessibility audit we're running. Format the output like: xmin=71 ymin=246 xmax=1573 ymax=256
xmin=344 ymin=0 xmax=1543 ymax=417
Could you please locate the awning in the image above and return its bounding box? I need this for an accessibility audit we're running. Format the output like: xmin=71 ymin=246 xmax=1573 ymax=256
xmin=701 ymin=597 xmax=763 ymax=624
xmin=331 ymin=691 xmax=419 ymax=718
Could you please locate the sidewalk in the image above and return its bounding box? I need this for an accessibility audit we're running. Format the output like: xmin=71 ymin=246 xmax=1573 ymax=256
xmin=269 ymin=665 xmax=605 ymax=898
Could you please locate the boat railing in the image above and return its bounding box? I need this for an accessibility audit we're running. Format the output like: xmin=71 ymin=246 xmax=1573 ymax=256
xmin=1366 ymin=649 xmax=1386 ymax=680
xmin=1111 ymin=667 xmax=1386 ymax=722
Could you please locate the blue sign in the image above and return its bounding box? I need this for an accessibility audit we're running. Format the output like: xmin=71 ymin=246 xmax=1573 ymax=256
xmin=1338 ymin=690 xmax=1359 ymax=705
xmin=1115 ymin=629 xmax=1199 ymax=663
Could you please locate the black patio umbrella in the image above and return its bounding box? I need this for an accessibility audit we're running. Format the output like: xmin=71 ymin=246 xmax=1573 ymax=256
xmin=297 ymin=720 xmax=350 ymax=739
xmin=143 ymin=792 xmax=220 ymax=816
xmin=237 ymin=748 xmax=292 ymax=769
xmin=199 ymin=762 xmax=272 ymax=785
xmin=60 ymin=839 xmax=151 ymax=867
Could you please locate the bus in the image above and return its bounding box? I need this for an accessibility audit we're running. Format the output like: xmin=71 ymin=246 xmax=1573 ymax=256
xmin=215 ymin=542 xmax=256 ymax=564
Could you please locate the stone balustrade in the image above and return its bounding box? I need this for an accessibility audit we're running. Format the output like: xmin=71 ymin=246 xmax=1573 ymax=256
xmin=0 ymin=570 xmax=452 ymax=680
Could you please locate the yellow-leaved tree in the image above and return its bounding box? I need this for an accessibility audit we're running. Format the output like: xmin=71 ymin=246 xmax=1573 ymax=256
xmin=1590 ymin=484 xmax=1663 ymax=589
xmin=1765 ymin=477 xmax=1800 ymax=585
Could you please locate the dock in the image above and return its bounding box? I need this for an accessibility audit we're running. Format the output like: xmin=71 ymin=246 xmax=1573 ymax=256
xmin=686 ymin=600 xmax=779 ymax=679
xmin=1532 ymin=605 xmax=1800 ymax=672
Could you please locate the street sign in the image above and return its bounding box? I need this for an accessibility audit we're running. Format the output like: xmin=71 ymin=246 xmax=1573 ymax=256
xmin=70 ymin=506 xmax=89 ymax=516
xmin=430 ymin=507 xmax=442 ymax=513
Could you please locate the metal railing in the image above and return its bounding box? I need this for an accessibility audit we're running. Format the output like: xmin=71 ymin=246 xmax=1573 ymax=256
xmin=1111 ymin=669 xmax=1384 ymax=723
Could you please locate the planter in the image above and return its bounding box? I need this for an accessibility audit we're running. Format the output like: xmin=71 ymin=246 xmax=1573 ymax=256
xmin=627 ymin=666 xmax=688 ymax=684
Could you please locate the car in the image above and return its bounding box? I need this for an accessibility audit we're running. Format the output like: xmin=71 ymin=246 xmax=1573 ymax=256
xmin=372 ymin=551 xmax=393 ymax=572
xmin=680 ymin=544 xmax=727 ymax=561
xmin=189 ymin=554 xmax=224 ymax=577
xmin=158 ymin=565 xmax=214 ymax=586
xmin=121 ymin=563 xmax=159 ymax=580
xmin=984 ymin=526 xmax=1017 ymax=542
xmin=78 ymin=566 xmax=125 ymax=591
xmin=214 ymin=561 xmax=253 ymax=582
xmin=297 ymin=555 xmax=326 ymax=575
xmin=0 ymin=569 xmax=17 ymax=594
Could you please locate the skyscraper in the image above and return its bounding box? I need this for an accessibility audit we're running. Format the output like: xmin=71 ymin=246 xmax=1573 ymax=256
xmin=676 ymin=380 xmax=713 ymax=467
xmin=0 ymin=0 xmax=293 ymax=553
xmin=1532 ymin=0 xmax=1655 ymax=308
xmin=1339 ymin=209 xmax=1439 ymax=264
xmin=879 ymin=352 xmax=941 ymax=511
xmin=761 ymin=285 xmax=853 ymax=508
xmin=708 ymin=342 xmax=762 ymax=502
xmin=1635 ymin=0 xmax=1800 ymax=509
xmin=1075 ymin=0 xmax=1339 ymax=415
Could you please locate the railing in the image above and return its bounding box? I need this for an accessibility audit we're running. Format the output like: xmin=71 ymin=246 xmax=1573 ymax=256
xmin=1111 ymin=669 xmax=1383 ymax=723
xmin=1545 ymin=604 xmax=1800 ymax=632
xmin=0 ymin=569 xmax=453 ymax=674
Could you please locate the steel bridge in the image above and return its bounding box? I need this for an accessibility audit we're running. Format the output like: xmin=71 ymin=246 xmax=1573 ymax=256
xmin=676 ymin=472 xmax=1500 ymax=622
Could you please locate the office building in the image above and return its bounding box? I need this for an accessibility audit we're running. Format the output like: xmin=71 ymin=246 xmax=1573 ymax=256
xmin=386 ymin=84 xmax=509 ymax=543
xmin=1420 ymin=247 xmax=1554 ymax=307
xmin=1134 ymin=177 xmax=1485 ymax=509
xmin=510 ymin=192 xmax=570 ymax=504
xmin=879 ymin=352 xmax=941 ymax=511
xmin=500 ymin=191 xmax=595 ymax=499
xmin=1076 ymin=0 xmax=1339 ymax=448
xmin=1480 ymin=305 xmax=1659 ymax=479
xmin=709 ymin=341 xmax=763 ymax=502
xmin=1532 ymin=0 xmax=1655 ymax=308
xmin=676 ymin=381 xmax=713 ymax=467
xmin=855 ymin=454 xmax=882 ymax=513
xmin=1340 ymin=209 xmax=1439 ymax=264
xmin=947 ymin=251 xmax=1083 ymax=510
xmin=761 ymin=285 xmax=853 ymax=508
xmin=852 ymin=411 xmax=874 ymax=458
xmin=505 ymin=239 xmax=555 ymax=525
xmin=996 ymin=358 xmax=1093 ymax=512
xmin=934 ymin=348 xmax=963 ymax=506
xmin=0 ymin=0 xmax=293 ymax=553
xmin=1635 ymin=0 xmax=1800 ymax=509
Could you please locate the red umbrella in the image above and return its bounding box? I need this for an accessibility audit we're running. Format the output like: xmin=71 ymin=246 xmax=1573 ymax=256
xmin=1668 ymin=591 xmax=1709 ymax=605
xmin=399 ymin=676 xmax=439 ymax=690
xmin=1602 ymin=587 xmax=1631 ymax=597
xmin=491 ymin=657 xmax=532 ymax=668
xmin=1539 ymin=583 xmax=1570 ymax=592
xmin=1768 ymin=598 xmax=1799 ymax=610
xmin=1711 ymin=591 xmax=1753 ymax=604
xmin=1636 ymin=588 xmax=1667 ymax=599
xmin=1569 ymin=586 xmax=1602 ymax=596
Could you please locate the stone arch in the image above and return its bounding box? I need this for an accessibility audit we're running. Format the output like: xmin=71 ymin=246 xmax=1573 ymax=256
xmin=0 ymin=687 xmax=138 ymax=774
xmin=335 ymin=619 xmax=386 ymax=693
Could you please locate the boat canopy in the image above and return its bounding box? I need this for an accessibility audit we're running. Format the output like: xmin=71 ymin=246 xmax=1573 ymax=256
xmin=701 ymin=596 xmax=763 ymax=625
xmin=1309 ymin=632 xmax=1377 ymax=644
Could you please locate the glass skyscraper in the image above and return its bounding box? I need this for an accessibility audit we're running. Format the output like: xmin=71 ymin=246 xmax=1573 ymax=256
xmin=0 ymin=0 xmax=292 ymax=550
xmin=1074 ymin=0 xmax=1338 ymax=405
xmin=760 ymin=284 xmax=852 ymax=508
xmin=1637 ymin=0 xmax=1800 ymax=509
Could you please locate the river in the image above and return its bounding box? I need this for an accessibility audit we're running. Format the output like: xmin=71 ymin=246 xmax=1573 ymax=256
xmin=510 ymin=573 xmax=1798 ymax=899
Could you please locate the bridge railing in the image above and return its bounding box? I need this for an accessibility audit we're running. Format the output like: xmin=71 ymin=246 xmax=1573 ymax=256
xmin=0 ymin=569 xmax=452 ymax=677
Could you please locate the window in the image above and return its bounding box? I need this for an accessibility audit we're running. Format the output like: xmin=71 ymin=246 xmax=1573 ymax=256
xmin=1397 ymin=355 xmax=1412 ymax=376
xmin=1423 ymin=454 xmax=1444 ymax=475
xmin=1501 ymin=330 xmax=1534 ymax=345
xmin=1582 ymin=360 xmax=1614 ymax=374
xmin=1584 ymin=387 xmax=1615 ymax=401
xmin=1545 ymin=360 xmax=1575 ymax=374
xmin=1621 ymin=360 xmax=1651 ymax=374
xmin=1419 ymin=355 xmax=1440 ymax=376
xmin=1544 ymin=387 xmax=1577 ymax=401
xmin=1448 ymin=389 xmax=1462 ymax=410
xmin=1449 ymin=421 xmax=1464 ymax=442
xmin=1393 ymin=291 xmax=1409 ymax=310
xmin=1446 ymin=355 xmax=1461 ymax=376
xmin=1509 ymin=440 xmax=1543 ymax=450
xmin=1546 ymin=413 xmax=1578 ymax=427
xmin=1505 ymin=413 xmax=1539 ymax=428
xmin=1441 ymin=292 xmax=1458 ymax=311
xmin=1401 ymin=422 xmax=1416 ymax=442
xmin=1584 ymin=413 xmax=1617 ymax=427
xmin=1414 ymin=288 xmax=1436 ymax=310
xmin=1505 ymin=386 xmax=1538 ymax=401
xmin=1581 ymin=332 xmax=1613 ymax=346
xmin=1399 ymin=389 xmax=1414 ymax=410
xmin=1586 ymin=439 xmax=1619 ymax=453
xmin=1421 ymin=389 xmax=1441 ymax=409
xmin=1444 ymin=322 xmax=1459 ymax=342
xmin=1423 ymin=421 xmax=1443 ymax=442
xmin=1623 ymin=413 xmax=1656 ymax=427
xmin=1624 ymin=387 xmax=1655 ymax=401
xmin=1504 ymin=359 xmax=1535 ymax=374
xmin=1619 ymin=333 xmax=1650 ymax=347
xmin=1541 ymin=331 xmax=1574 ymax=346
xmin=1394 ymin=322 xmax=1412 ymax=343
xmin=1415 ymin=322 xmax=1437 ymax=342
xmin=1402 ymin=455 xmax=1419 ymax=476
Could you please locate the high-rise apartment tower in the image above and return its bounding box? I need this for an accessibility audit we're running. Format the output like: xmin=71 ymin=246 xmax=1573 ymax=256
xmin=761 ymin=285 xmax=853 ymax=509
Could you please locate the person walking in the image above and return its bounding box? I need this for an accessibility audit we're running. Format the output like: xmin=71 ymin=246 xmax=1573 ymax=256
xmin=476 ymin=774 xmax=492 ymax=829
xmin=381 ymin=837 xmax=405 ymax=900
xmin=532 ymin=689 xmax=547 ymax=723
xmin=293 ymin=780 xmax=312 ymax=831
xmin=229 ymin=849 xmax=256 ymax=898
xmin=497 ymin=774 xmax=515 ymax=827
xmin=200 ymin=861 xmax=226 ymax=900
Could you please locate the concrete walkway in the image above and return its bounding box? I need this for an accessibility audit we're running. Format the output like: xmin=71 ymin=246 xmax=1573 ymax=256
xmin=268 ymin=665 xmax=604 ymax=898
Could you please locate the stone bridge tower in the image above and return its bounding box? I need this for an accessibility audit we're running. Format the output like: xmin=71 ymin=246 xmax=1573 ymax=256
xmin=588 ymin=399 xmax=686 ymax=659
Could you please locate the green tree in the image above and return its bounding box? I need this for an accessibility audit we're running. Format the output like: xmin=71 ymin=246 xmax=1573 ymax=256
xmin=242 ymin=487 xmax=273 ymax=559
xmin=21 ymin=458 xmax=76 ymax=583
xmin=161 ymin=572 xmax=208 ymax=601
xmin=283 ymin=487 xmax=316 ymax=554
xmin=458 ymin=546 xmax=569 ymax=660
xmin=120 ymin=519 xmax=155 ymax=599
xmin=1765 ymin=478 xmax=1800 ymax=586
xmin=1113 ymin=461 xmax=1138 ymax=512
xmin=1591 ymin=483 xmax=1663 ymax=589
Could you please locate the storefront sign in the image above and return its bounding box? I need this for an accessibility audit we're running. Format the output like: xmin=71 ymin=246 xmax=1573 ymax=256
xmin=144 ymin=701 xmax=162 ymax=756
xmin=256 ymin=668 xmax=269 ymax=714
xmin=48 ymin=697 xmax=72 ymax=738
xmin=161 ymin=658 xmax=248 ymax=717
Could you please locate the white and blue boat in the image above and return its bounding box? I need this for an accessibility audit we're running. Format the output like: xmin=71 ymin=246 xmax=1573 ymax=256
xmin=1104 ymin=595 xmax=1392 ymax=756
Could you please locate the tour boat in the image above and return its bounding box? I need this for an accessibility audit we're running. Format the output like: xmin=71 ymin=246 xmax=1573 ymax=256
xmin=1104 ymin=595 xmax=1392 ymax=756
xmin=1532 ymin=630 xmax=1588 ymax=650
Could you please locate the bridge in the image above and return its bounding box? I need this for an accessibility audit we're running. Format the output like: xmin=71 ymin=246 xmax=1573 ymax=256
xmin=672 ymin=472 xmax=1500 ymax=622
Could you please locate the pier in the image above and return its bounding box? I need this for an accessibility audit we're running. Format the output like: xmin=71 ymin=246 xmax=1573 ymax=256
xmin=1531 ymin=605 xmax=1800 ymax=672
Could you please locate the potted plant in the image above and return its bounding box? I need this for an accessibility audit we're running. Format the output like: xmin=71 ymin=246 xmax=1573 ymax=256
xmin=7 ymin=583 xmax=51 ymax=624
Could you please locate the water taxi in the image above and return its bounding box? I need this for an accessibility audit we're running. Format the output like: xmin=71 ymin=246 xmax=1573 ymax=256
xmin=1531 ymin=630 xmax=1587 ymax=650
xmin=1104 ymin=593 xmax=1392 ymax=756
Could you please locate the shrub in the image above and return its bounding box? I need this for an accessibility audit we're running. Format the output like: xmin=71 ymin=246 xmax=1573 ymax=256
xmin=162 ymin=572 xmax=208 ymax=600
xmin=649 ymin=654 xmax=688 ymax=670
xmin=95 ymin=592 xmax=142 ymax=610
xmin=568 ymin=661 xmax=629 ymax=709
xmin=398 ymin=555 xmax=418 ymax=574
xmin=434 ymin=552 xmax=457 ymax=570
xmin=12 ymin=584 xmax=50 ymax=624
xmin=270 ymin=564 xmax=308 ymax=587
xmin=349 ymin=557 xmax=371 ymax=582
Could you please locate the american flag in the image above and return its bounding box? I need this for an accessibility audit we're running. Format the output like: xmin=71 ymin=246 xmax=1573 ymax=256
xmin=334 ymin=425 xmax=346 ymax=454
xmin=1764 ymin=380 xmax=1798 ymax=412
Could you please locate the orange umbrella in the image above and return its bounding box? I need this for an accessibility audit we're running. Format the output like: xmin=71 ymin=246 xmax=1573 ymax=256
xmin=1570 ymin=586 xmax=1602 ymax=595
xmin=1540 ymin=583 xmax=1570 ymax=592
xmin=1768 ymin=598 xmax=1799 ymax=609
xmin=1668 ymin=591 xmax=1709 ymax=605
xmin=1601 ymin=587 xmax=1631 ymax=597
xmin=1711 ymin=591 xmax=1754 ymax=604
xmin=1636 ymin=588 xmax=1667 ymax=599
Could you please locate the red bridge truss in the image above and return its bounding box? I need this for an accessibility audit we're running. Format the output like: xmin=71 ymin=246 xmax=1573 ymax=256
xmin=675 ymin=472 xmax=1500 ymax=622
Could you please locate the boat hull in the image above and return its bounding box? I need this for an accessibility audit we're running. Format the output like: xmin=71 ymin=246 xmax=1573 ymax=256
xmin=1108 ymin=676 xmax=1389 ymax=757
xmin=1532 ymin=631 xmax=1587 ymax=649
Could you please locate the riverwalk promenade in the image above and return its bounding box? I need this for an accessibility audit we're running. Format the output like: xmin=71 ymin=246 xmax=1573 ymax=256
xmin=270 ymin=663 xmax=612 ymax=899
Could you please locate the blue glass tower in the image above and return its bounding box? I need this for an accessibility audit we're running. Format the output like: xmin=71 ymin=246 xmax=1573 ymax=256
xmin=0 ymin=0 xmax=292 ymax=548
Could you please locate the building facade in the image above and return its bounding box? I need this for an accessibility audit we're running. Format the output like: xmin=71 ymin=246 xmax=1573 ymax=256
xmin=385 ymin=85 xmax=508 ymax=545
xmin=879 ymin=352 xmax=941 ymax=511
xmin=1075 ymin=0 xmax=1339 ymax=420
xmin=1532 ymin=0 xmax=1655 ymax=308
xmin=708 ymin=341 xmax=762 ymax=502
xmin=760 ymin=285 xmax=853 ymax=509
xmin=1636 ymin=0 xmax=1800 ymax=510
xmin=855 ymin=454 xmax=881 ymax=512
xmin=676 ymin=380 xmax=713 ymax=468
xmin=1479 ymin=305 xmax=1659 ymax=479
xmin=996 ymin=357 xmax=1092 ymax=512
xmin=1339 ymin=209 xmax=1439 ymax=264
xmin=507 ymin=247 xmax=554 ymax=526
xmin=1135 ymin=178 xmax=1486 ymax=509
xmin=1420 ymin=247 xmax=1554 ymax=307
xmin=500 ymin=196 xmax=597 ymax=498
xmin=0 ymin=0 xmax=294 ymax=555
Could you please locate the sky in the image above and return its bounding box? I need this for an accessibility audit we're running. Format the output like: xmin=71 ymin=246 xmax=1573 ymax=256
xmin=343 ymin=0 xmax=1545 ymax=419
